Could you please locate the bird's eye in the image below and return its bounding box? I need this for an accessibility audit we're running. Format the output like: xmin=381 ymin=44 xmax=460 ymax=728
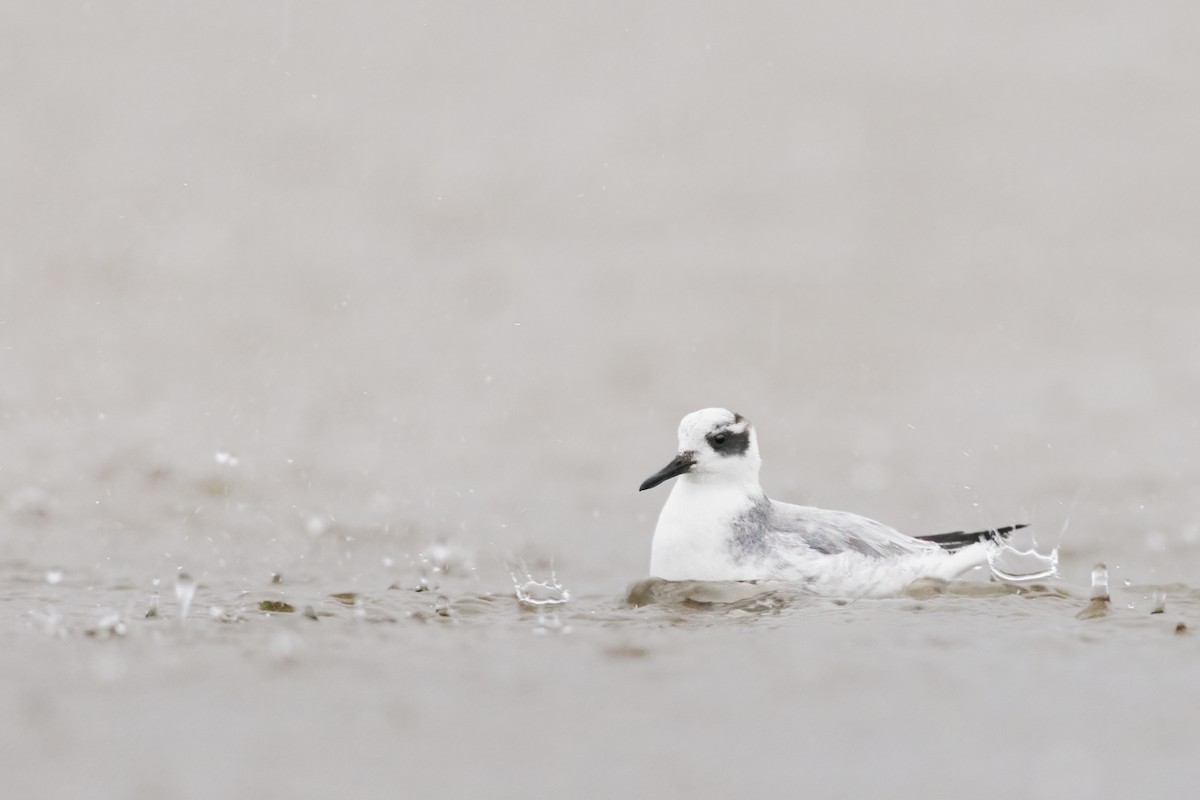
xmin=712 ymin=433 xmax=727 ymax=445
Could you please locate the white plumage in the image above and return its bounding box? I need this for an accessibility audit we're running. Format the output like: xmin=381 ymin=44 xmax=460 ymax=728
xmin=639 ymin=408 xmax=1013 ymax=598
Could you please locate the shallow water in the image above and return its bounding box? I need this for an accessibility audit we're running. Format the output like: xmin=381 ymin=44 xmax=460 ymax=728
xmin=3 ymin=555 xmax=1199 ymax=799
xmin=7 ymin=1 xmax=1200 ymax=798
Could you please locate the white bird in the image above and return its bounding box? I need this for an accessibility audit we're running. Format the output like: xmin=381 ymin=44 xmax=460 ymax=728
xmin=638 ymin=408 xmax=1023 ymax=597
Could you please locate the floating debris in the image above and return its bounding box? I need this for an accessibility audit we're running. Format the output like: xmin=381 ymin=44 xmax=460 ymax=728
xmin=259 ymin=600 xmax=296 ymax=613
xmin=1076 ymin=564 xmax=1111 ymax=620
xmin=175 ymin=573 xmax=196 ymax=622
xmin=1176 ymin=621 xmax=1188 ymax=635
xmin=330 ymin=592 xmax=358 ymax=606
xmin=271 ymin=572 xmax=283 ymax=585
xmin=302 ymin=606 xmax=320 ymax=621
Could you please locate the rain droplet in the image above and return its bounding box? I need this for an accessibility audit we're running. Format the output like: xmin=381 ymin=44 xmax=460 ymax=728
xmin=89 ymin=611 xmax=127 ymax=638
xmin=175 ymin=572 xmax=196 ymax=622
xmin=214 ymin=450 xmax=239 ymax=466
xmin=1077 ymin=564 xmax=1110 ymax=619
xmin=1151 ymin=590 xmax=1167 ymax=614
xmin=1090 ymin=564 xmax=1110 ymax=601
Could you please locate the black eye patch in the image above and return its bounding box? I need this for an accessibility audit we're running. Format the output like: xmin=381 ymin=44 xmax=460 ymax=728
xmin=706 ymin=428 xmax=750 ymax=456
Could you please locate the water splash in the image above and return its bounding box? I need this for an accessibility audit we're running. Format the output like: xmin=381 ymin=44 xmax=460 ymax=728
xmin=1151 ymin=589 xmax=1167 ymax=615
xmin=1090 ymin=564 xmax=1109 ymax=599
xmin=175 ymin=572 xmax=196 ymax=622
xmin=987 ymin=536 xmax=1059 ymax=582
xmin=510 ymin=562 xmax=570 ymax=607
xmin=1077 ymin=563 xmax=1111 ymax=619
xmin=45 ymin=568 xmax=64 ymax=585
xmin=87 ymin=611 xmax=128 ymax=639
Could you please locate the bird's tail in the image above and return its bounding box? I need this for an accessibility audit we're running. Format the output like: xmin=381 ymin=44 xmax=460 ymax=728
xmin=916 ymin=524 xmax=1027 ymax=551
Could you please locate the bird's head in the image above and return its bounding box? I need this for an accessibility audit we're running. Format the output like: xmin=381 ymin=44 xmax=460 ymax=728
xmin=639 ymin=408 xmax=762 ymax=491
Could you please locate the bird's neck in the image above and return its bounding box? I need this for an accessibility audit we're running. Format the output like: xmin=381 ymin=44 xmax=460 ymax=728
xmin=678 ymin=471 xmax=763 ymax=498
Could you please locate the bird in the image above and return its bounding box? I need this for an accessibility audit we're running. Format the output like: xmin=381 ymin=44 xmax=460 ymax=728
xmin=638 ymin=408 xmax=1024 ymax=597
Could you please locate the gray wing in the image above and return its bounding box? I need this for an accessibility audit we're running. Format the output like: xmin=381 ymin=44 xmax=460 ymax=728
xmin=765 ymin=500 xmax=940 ymax=559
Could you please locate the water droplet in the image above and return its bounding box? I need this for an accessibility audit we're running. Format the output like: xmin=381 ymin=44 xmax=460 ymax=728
xmin=1090 ymin=564 xmax=1110 ymax=600
xmin=45 ymin=568 xmax=64 ymax=585
xmin=175 ymin=573 xmax=196 ymax=622
xmin=89 ymin=611 xmax=127 ymax=638
xmin=422 ymin=541 xmax=473 ymax=575
xmin=381 ymin=556 xmax=394 ymax=568
xmin=1151 ymin=590 xmax=1167 ymax=614
xmin=214 ymin=450 xmax=239 ymax=466
xmin=434 ymin=596 xmax=451 ymax=617
xmin=1123 ymin=579 xmax=1132 ymax=587
xmin=1076 ymin=564 xmax=1111 ymax=619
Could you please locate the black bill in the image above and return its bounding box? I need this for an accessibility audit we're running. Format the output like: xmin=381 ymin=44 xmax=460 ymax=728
xmin=638 ymin=452 xmax=696 ymax=491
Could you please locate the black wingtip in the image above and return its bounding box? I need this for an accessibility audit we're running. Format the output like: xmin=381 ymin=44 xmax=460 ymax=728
xmin=917 ymin=523 xmax=1030 ymax=551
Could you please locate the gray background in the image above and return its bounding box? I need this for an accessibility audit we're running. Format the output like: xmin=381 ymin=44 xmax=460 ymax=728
xmin=3 ymin=3 xmax=1199 ymax=799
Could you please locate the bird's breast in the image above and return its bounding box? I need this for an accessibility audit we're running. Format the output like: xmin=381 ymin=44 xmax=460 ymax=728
xmin=648 ymin=480 xmax=762 ymax=581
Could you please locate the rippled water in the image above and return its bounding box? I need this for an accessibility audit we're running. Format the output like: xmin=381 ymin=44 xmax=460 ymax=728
xmin=3 ymin=550 xmax=1199 ymax=799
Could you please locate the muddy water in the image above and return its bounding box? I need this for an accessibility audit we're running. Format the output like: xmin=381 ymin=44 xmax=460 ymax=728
xmin=4 ymin=2 xmax=1200 ymax=798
